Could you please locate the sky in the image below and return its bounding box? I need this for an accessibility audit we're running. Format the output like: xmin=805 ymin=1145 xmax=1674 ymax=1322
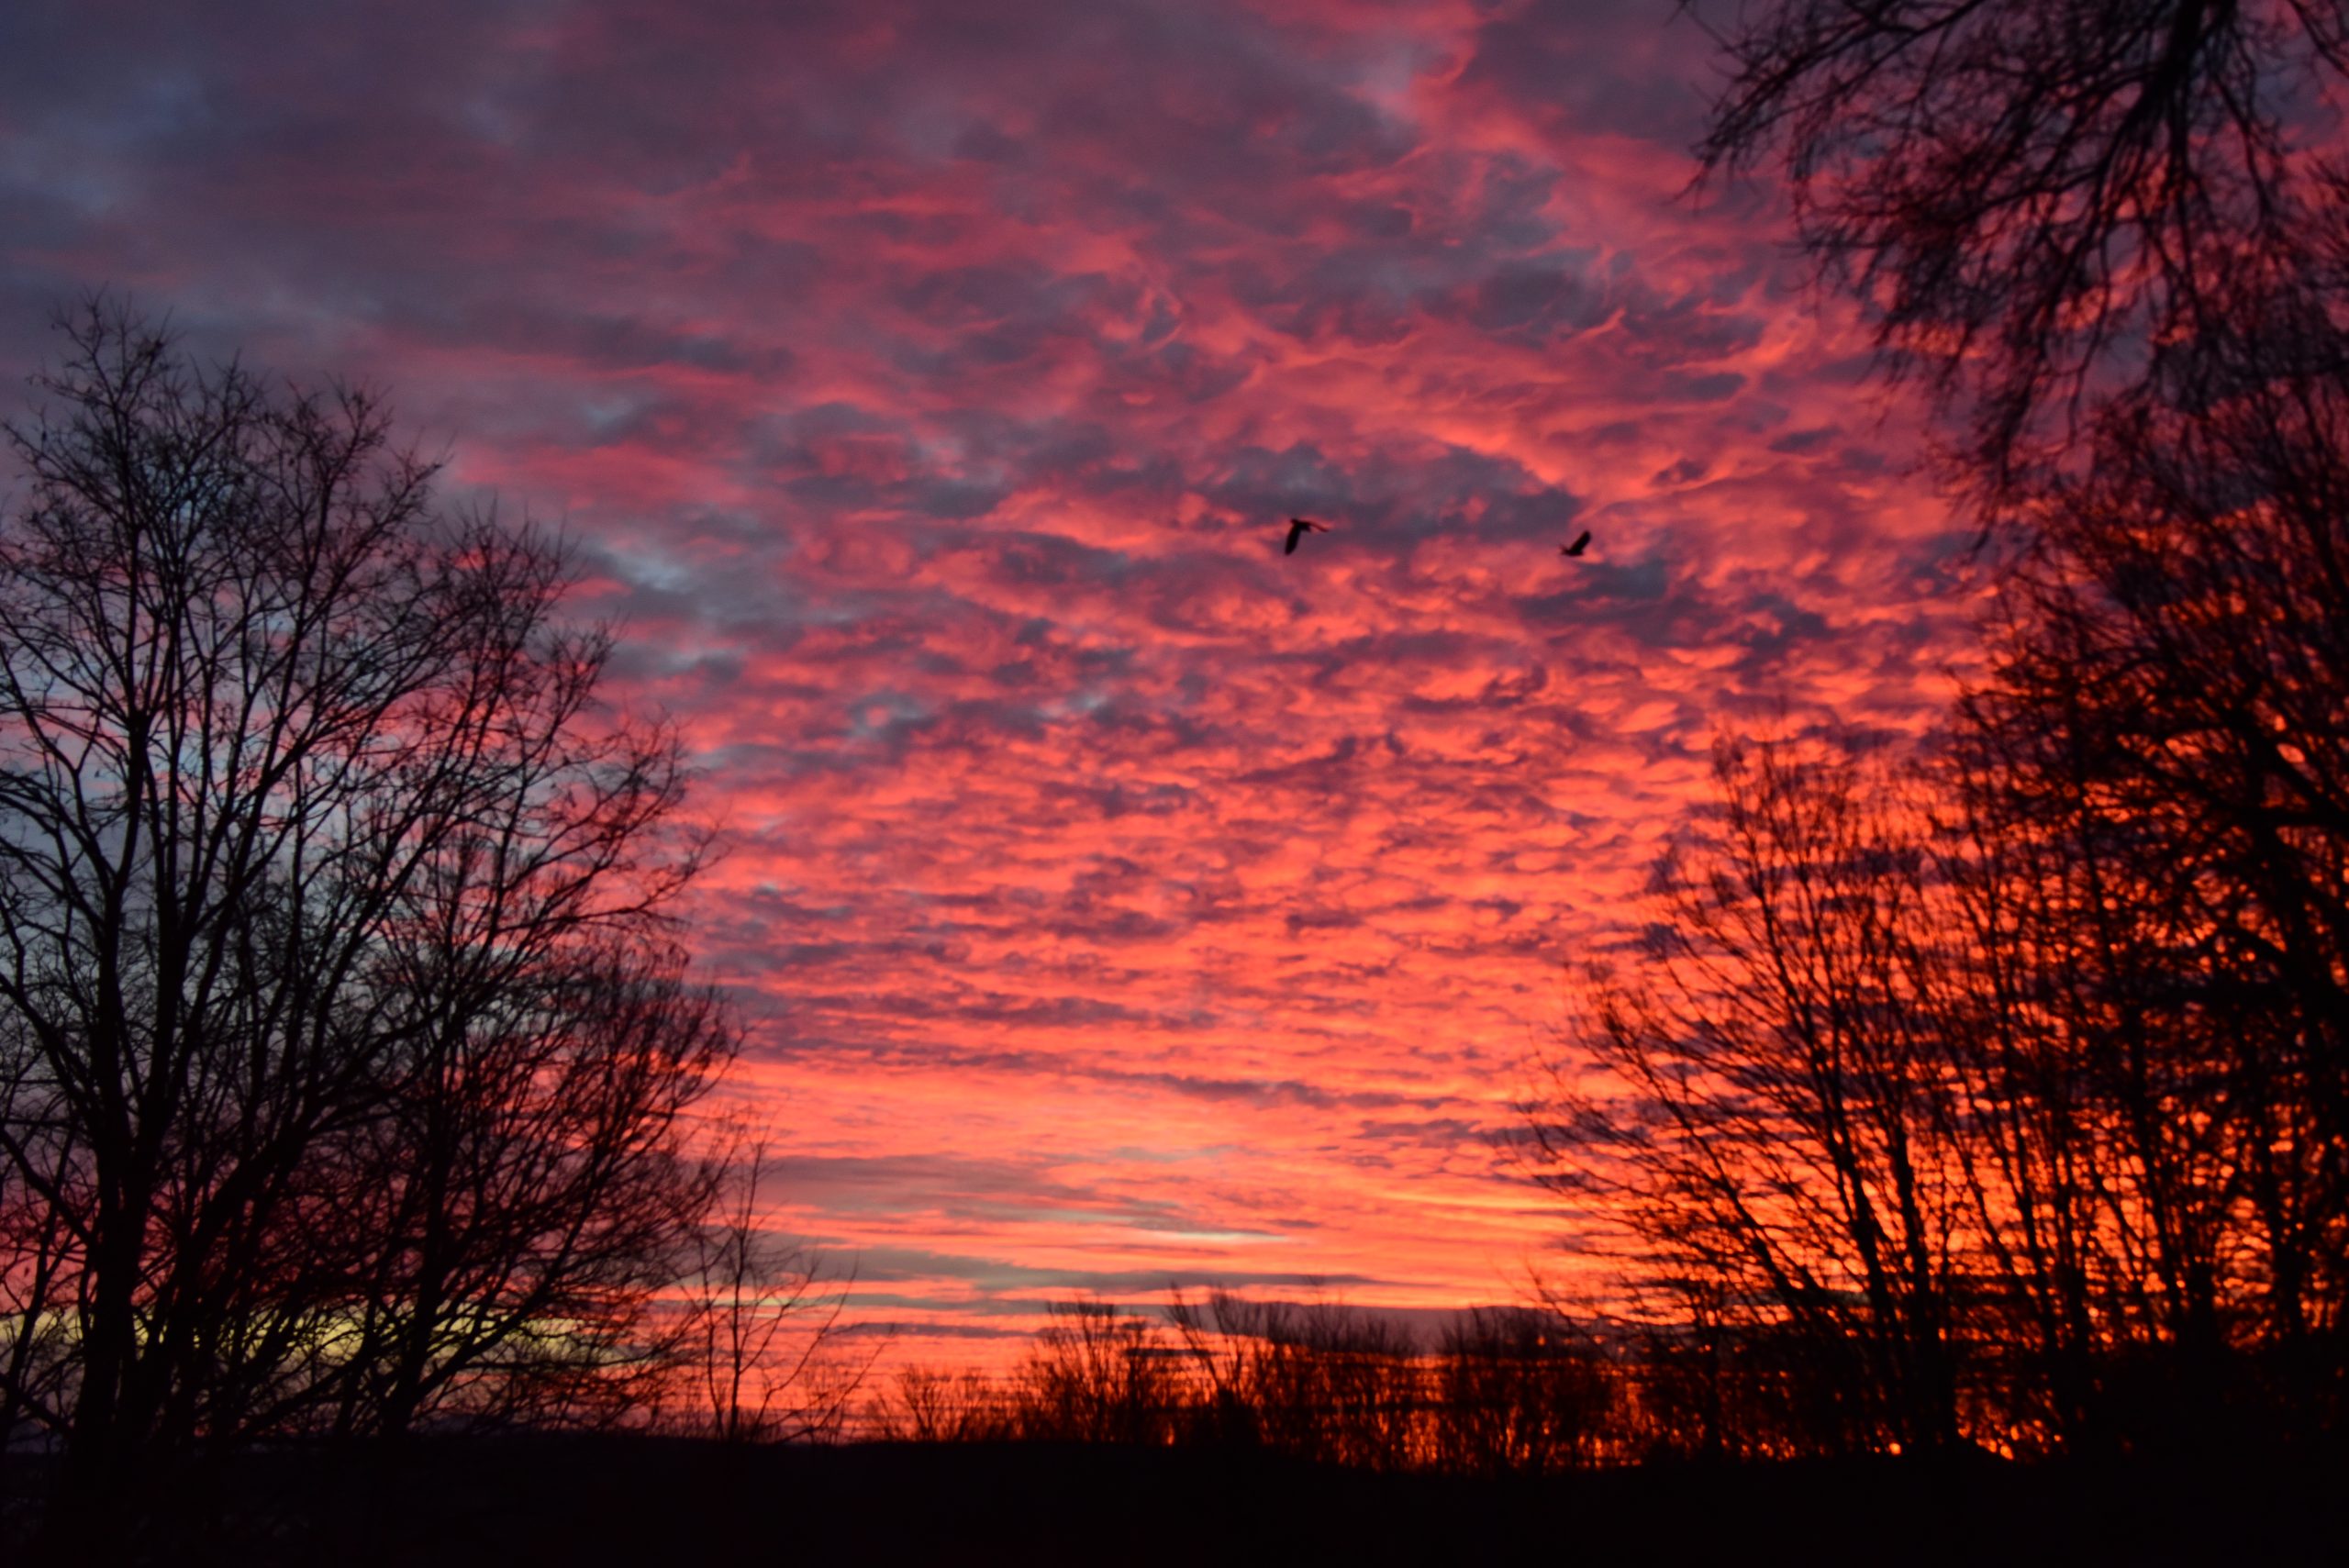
xmin=0 ymin=0 xmax=1980 ymax=1368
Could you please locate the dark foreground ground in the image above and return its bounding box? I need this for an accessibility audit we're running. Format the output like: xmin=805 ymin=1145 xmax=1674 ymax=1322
xmin=6 ymin=1435 xmax=2341 ymax=1565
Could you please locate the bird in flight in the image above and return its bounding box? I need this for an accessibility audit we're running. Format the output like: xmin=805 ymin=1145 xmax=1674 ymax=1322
xmin=1284 ymin=517 xmax=1332 ymax=555
xmin=1559 ymin=529 xmax=1592 ymax=558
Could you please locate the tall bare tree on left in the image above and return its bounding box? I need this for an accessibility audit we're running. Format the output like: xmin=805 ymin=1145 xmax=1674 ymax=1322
xmin=0 ymin=302 xmax=735 ymax=1503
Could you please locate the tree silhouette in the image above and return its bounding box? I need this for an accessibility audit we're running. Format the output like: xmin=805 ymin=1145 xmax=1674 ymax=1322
xmin=1551 ymin=0 xmax=2349 ymax=1461
xmin=1955 ymin=311 xmax=2349 ymax=1433
xmin=1524 ymin=688 xmax=2349 ymax=1453
xmin=1430 ymin=1307 xmax=1618 ymax=1475
xmin=0 ymin=302 xmax=736 ymax=1509
xmin=1525 ymin=738 xmax=1974 ymax=1456
xmin=1698 ymin=0 xmax=2349 ymax=492
xmin=670 ymin=1129 xmax=865 ymax=1442
xmin=1011 ymin=1300 xmax=1182 ymax=1446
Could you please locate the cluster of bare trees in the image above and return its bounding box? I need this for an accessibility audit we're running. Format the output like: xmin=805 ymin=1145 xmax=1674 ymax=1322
xmin=1508 ymin=0 xmax=2349 ymax=1461
xmin=1527 ymin=714 xmax=2337 ymax=1457
xmin=870 ymin=1297 xmax=1626 ymax=1474
xmin=0 ymin=306 xmax=845 ymax=1513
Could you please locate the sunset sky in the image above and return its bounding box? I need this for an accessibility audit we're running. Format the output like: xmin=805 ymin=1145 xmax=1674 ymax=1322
xmin=0 ymin=0 xmax=1979 ymax=1366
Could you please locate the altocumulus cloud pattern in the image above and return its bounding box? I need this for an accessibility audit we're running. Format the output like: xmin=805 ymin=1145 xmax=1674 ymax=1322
xmin=0 ymin=0 xmax=1980 ymax=1363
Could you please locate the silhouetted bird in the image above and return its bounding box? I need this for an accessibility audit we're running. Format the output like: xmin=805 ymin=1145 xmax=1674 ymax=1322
xmin=1285 ymin=517 xmax=1331 ymax=555
xmin=1559 ymin=529 xmax=1591 ymax=558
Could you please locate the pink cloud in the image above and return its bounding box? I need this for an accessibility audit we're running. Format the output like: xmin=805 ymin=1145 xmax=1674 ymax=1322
xmin=0 ymin=0 xmax=1983 ymax=1370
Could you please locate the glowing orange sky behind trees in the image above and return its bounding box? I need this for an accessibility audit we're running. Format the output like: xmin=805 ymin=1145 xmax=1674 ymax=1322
xmin=0 ymin=0 xmax=1982 ymax=1366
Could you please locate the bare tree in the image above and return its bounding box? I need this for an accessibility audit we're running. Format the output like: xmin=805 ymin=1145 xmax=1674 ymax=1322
xmin=1527 ymin=697 xmax=2346 ymax=1451
xmin=1685 ymin=0 xmax=2349 ymax=1448
xmin=0 ymin=1048 xmax=75 ymax=1457
xmin=1163 ymin=1289 xmax=1429 ymax=1468
xmin=319 ymin=943 xmax=735 ymax=1440
xmin=1695 ymin=0 xmax=2349 ymax=491
xmin=0 ymin=302 xmax=737 ymax=1503
xmin=871 ymin=1363 xmax=1015 ymax=1443
xmin=669 ymin=1129 xmax=865 ymax=1442
xmin=1228 ymin=1299 xmax=1423 ymax=1470
xmin=1525 ymin=737 xmax=1976 ymax=1455
xmin=1430 ymin=1307 xmax=1619 ymax=1475
xmin=1011 ymin=1300 xmax=1181 ymax=1446
xmin=1954 ymin=327 xmax=2349 ymax=1429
